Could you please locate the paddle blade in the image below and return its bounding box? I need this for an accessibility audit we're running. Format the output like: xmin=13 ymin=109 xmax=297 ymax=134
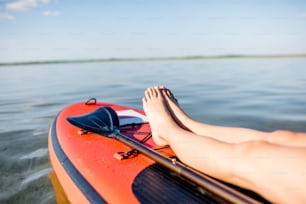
xmin=67 ymin=106 xmax=120 ymax=137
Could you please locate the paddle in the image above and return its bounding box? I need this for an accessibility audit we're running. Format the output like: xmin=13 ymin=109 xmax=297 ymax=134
xmin=67 ymin=106 xmax=259 ymax=204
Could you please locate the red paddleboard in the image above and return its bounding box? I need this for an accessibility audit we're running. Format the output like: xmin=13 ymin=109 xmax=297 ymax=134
xmin=48 ymin=99 xmax=263 ymax=203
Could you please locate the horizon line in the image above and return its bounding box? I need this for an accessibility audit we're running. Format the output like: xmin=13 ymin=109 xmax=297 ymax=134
xmin=1 ymin=53 xmax=306 ymax=66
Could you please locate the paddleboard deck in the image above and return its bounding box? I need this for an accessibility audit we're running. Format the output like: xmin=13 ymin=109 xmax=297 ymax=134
xmin=48 ymin=99 xmax=267 ymax=203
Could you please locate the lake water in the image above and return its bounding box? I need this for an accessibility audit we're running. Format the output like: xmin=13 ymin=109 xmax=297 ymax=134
xmin=0 ymin=58 xmax=306 ymax=203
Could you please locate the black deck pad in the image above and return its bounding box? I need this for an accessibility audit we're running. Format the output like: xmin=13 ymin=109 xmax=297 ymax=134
xmin=132 ymin=163 xmax=270 ymax=204
xmin=132 ymin=163 xmax=224 ymax=204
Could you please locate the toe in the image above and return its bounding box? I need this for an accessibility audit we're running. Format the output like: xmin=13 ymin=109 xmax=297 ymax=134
xmin=145 ymin=88 xmax=152 ymax=99
xmin=142 ymin=97 xmax=147 ymax=103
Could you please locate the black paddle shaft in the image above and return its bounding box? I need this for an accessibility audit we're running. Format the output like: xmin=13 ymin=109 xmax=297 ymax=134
xmin=114 ymin=131 xmax=259 ymax=204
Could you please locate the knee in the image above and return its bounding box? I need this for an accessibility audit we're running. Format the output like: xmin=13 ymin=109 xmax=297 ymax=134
xmin=234 ymin=140 xmax=267 ymax=155
xmin=268 ymin=130 xmax=296 ymax=143
xmin=272 ymin=130 xmax=295 ymax=136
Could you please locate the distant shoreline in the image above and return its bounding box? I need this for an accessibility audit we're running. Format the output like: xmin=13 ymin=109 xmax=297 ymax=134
xmin=1 ymin=54 xmax=306 ymax=66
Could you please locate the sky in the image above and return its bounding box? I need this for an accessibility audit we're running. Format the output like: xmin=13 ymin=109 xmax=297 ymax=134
xmin=0 ymin=0 xmax=306 ymax=62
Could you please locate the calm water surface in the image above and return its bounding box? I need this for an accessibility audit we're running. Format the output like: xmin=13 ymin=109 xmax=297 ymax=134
xmin=0 ymin=58 xmax=306 ymax=203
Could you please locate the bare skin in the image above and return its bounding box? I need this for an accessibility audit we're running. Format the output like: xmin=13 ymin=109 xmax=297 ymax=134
xmin=142 ymin=86 xmax=306 ymax=203
xmin=160 ymin=85 xmax=306 ymax=147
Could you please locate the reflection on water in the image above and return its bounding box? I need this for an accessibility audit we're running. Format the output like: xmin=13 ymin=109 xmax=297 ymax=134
xmin=0 ymin=58 xmax=306 ymax=203
xmin=48 ymin=171 xmax=69 ymax=204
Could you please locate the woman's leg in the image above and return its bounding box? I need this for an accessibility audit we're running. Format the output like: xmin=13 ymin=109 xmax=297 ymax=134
xmin=161 ymin=86 xmax=306 ymax=147
xmin=143 ymin=87 xmax=306 ymax=203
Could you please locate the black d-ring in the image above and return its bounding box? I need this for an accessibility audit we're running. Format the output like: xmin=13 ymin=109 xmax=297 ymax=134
xmin=85 ymin=98 xmax=97 ymax=105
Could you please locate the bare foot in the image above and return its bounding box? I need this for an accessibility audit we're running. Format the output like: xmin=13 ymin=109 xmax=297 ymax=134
xmin=142 ymin=87 xmax=179 ymax=146
xmin=159 ymin=86 xmax=190 ymax=129
xmin=159 ymin=85 xmax=179 ymax=106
